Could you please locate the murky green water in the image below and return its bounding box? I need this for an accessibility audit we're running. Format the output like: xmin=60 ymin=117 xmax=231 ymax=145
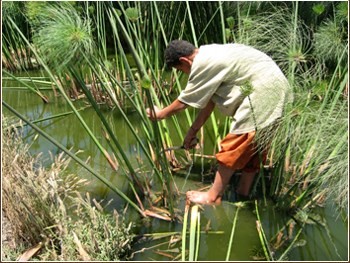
xmin=2 ymin=72 xmax=348 ymax=261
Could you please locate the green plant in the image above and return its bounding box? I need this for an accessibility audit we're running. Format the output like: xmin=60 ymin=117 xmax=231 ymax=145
xmin=3 ymin=0 xmax=347 ymax=232
xmin=313 ymin=2 xmax=348 ymax=68
xmin=181 ymin=204 xmax=201 ymax=261
xmin=257 ymin=57 xmax=348 ymax=213
xmin=2 ymin=1 xmax=36 ymax=71
xmin=31 ymin=3 xmax=94 ymax=73
xmin=225 ymin=202 xmax=242 ymax=261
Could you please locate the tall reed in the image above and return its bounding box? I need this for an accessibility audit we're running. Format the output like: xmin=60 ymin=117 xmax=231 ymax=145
xmin=2 ymin=2 xmax=37 ymax=71
xmin=4 ymin=6 xmax=151 ymax=217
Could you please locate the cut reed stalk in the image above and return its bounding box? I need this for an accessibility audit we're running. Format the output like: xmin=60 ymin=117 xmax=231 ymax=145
xmin=189 ymin=205 xmax=200 ymax=261
xmin=181 ymin=202 xmax=190 ymax=261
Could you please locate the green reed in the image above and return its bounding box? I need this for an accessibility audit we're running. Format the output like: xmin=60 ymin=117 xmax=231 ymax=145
xmin=181 ymin=204 xmax=201 ymax=261
xmin=4 ymin=1 xmax=199 ymax=219
xmin=109 ymin=3 xmax=179 ymax=214
xmin=267 ymin=50 xmax=347 ymax=212
xmin=5 ymin=9 xmax=149 ymax=216
xmin=225 ymin=203 xmax=241 ymax=261
xmin=237 ymin=3 xmax=349 ymax=214
xmin=255 ymin=200 xmax=274 ymax=260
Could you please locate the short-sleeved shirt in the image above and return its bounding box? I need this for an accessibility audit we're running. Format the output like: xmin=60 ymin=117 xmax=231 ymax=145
xmin=178 ymin=43 xmax=293 ymax=134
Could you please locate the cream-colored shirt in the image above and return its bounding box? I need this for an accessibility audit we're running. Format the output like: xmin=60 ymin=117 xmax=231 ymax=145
xmin=178 ymin=43 xmax=293 ymax=134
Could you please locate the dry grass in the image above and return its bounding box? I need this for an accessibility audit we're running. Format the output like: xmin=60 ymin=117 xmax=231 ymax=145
xmin=1 ymin=116 xmax=134 ymax=261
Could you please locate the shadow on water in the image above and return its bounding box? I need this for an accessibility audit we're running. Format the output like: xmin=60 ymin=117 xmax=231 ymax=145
xmin=2 ymin=73 xmax=348 ymax=261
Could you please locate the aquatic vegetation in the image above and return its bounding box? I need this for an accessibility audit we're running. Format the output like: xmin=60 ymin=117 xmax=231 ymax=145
xmin=225 ymin=203 xmax=242 ymax=260
xmin=181 ymin=204 xmax=201 ymax=261
xmin=31 ymin=3 xmax=94 ymax=73
xmin=313 ymin=2 xmax=348 ymax=67
xmin=2 ymin=1 xmax=348 ymax=261
xmin=2 ymin=2 xmax=37 ymax=71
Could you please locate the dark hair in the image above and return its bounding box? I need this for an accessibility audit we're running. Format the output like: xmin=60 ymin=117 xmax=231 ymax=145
xmin=164 ymin=40 xmax=196 ymax=68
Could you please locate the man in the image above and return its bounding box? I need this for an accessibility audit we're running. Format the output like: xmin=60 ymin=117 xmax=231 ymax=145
xmin=146 ymin=40 xmax=292 ymax=205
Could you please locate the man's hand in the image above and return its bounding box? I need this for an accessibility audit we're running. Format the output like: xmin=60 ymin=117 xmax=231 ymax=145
xmin=182 ymin=100 xmax=215 ymax=149
xmin=146 ymin=106 xmax=164 ymax=121
xmin=146 ymin=100 xmax=188 ymax=121
xmin=183 ymin=128 xmax=198 ymax=149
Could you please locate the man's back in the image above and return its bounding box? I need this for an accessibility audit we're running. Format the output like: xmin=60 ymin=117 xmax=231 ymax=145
xmin=179 ymin=43 xmax=293 ymax=133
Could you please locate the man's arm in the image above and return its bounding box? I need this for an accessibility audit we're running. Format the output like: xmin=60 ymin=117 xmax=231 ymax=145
xmin=146 ymin=99 xmax=188 ymax=121
xmin=183 ymin=100 xmax=215 ymax=148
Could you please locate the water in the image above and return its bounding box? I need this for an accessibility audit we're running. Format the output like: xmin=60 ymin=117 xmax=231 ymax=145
xmin=2 ymin=72 xmax=348 ymax=261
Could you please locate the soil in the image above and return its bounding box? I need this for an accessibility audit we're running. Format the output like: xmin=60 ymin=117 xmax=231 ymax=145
xmin=1 ymin=210 xmax=16 ymax=258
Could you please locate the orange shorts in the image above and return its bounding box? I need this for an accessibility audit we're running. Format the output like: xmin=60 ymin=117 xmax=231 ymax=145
xmin=215 ymin=132 xmax=266 ymax=173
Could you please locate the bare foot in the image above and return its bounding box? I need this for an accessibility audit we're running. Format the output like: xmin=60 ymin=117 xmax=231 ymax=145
xmin=186 ymin=191 xmax=222 ymax=205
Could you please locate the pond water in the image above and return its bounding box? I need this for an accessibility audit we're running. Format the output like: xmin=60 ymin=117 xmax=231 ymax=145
xmin=2 ymin=72 xmax=348 ymax=261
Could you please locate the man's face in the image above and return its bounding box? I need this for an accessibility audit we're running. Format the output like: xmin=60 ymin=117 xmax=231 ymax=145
xmin=174 ymin=62 xmax=191 ymax=74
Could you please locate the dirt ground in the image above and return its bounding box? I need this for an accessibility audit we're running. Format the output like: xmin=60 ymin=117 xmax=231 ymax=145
xmin=1 ymin=210 xmax=16 ymax=258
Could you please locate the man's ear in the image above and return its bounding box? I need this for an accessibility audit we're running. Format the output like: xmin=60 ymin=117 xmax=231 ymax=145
xmin=179 ymin=56 xmax=191 ymax=65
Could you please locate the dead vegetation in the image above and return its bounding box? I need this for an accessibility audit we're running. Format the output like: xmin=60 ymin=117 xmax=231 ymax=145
xmin=1 ymin=117 xmax=134 ymax=261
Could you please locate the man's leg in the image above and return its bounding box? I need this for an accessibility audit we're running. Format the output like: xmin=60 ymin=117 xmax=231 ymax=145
xmin=186 ymin=164 xmax=234 ymax=205
xmin=236 ymin=171 xmax=256 ymax=197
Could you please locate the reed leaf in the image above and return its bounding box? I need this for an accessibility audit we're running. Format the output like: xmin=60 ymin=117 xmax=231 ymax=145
xmin=19 ymin=106 xmax=90 ymax=128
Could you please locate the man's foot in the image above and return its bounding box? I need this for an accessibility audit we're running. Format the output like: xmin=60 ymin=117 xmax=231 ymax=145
xmin=186 ymin=191 xmax=222 ymax=205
